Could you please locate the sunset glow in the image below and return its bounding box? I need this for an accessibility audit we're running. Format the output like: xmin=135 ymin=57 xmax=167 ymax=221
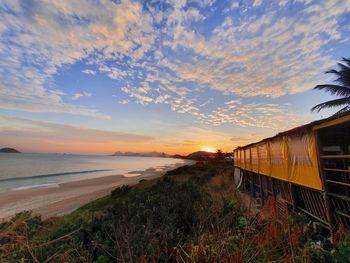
xmin=200 ymin=146 xmax=216 ymax=153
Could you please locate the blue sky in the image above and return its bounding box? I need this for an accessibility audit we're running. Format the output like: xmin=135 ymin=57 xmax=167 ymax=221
xmin=0 ymin=0 xmax=349 ymax=154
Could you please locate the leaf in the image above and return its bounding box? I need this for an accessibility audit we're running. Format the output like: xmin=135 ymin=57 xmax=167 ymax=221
xmin=311 ymin=97 xmax=350 ymax=112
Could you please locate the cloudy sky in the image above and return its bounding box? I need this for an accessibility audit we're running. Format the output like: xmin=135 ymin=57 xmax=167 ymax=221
xmin=0 ymin=0 xmax=349 ymax=154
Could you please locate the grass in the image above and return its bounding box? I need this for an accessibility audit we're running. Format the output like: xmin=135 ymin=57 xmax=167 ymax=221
xmin=1 ymin=161 xmax=349 ymax=262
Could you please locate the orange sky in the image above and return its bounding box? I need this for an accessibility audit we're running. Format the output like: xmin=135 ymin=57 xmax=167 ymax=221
xmin=1 ymin=136 xmax=227 ymax=155
xmin=0 ymin=116 xmax=238 ymax=155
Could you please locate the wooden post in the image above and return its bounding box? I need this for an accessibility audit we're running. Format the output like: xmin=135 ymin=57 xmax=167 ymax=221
xmin=242 ymin=170 xmax=247 ymax=192
xmin=315 ymin=130 xmax=336 ymax=240
xmin=271 ymin=178 xmax=276 ymax=198
xmin=250 ymin=172 xmax=255 ymax=198
xmin=290 ymin=183 xmax=297 ymax=212
xmin=259 ymin=173 xmax=265 ymax=204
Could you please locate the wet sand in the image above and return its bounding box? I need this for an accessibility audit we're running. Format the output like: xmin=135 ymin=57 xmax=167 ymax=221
xmin=0 ymin=160 xmax=194 ymax=221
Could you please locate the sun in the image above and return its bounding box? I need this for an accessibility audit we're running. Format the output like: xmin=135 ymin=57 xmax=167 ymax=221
xmin=200 ymin=146 xmax=216 ymax=153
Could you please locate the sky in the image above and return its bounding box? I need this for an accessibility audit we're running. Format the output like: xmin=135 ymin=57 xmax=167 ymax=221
xmin=0 ymin=0 xmax=349 ymax=155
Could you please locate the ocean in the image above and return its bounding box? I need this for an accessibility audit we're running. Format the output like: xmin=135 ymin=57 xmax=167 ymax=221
xmin=0 ymin=153 xmax=186 ymax=192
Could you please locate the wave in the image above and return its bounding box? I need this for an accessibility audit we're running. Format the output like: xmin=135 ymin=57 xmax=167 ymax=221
xmin=12 ymin=183 xmax=57 ymax=191
xmin=0 ymin=169 xmax=114 ymax=182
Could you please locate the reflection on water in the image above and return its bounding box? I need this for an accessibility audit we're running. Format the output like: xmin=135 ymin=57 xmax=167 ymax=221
xmin=0 ymin=153 xmax=185 ymax=192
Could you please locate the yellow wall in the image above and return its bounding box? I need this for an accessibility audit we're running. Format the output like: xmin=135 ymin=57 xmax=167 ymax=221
xmin=244 ymin=148 xmax=251 ymax=171
xmin=287 ymin=132 xmax=322 ymax=190
xmin=234 ymin=148 xmax=240 ymax=167
xmin=269 ymin=136 xmax=289 ymax=181
xmin=251 ymin=145 xmax=259 ymax=173
xmin=257 ymin=142 xmax=270 ymax=176
xmin=234 ymin=132 xmax=323 ymax=191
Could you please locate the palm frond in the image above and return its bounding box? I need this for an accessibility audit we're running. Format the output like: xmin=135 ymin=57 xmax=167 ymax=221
xmin=336 ymin=62 xmax=350 ymax=87
xmin=325 ymin=67 xmax=350 ymax=88
xmin=333 ymin=105 xmax=350 ymax=116
xmin=312 ymin=58 xmax=350 ymax=114
xmin=342 ymin=57 xmax=350 ymax=67
xmin=311 ymin=97 xmax=350 ymax=112
xmin=313 ymin=84 xmax=350 ymax=97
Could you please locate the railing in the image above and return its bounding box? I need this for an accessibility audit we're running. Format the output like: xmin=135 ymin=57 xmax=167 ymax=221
xmin=236 ymin=167 xmax=330 ymax=228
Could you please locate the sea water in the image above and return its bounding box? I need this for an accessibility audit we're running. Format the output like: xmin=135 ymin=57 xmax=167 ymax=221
xmin=0 ymin=153 xmax=186 ymax=192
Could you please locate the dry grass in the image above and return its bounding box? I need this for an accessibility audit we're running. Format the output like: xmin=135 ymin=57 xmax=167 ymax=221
xmin=205 ymin=169 xmax=238 ymax=212
xmin=133 ymin=177 xmax=163 ymax=190
xmin=1 ymin=163 xmax=345 ymax=262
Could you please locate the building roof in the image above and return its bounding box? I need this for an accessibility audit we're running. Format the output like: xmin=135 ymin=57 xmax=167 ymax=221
xmin=235 ymin=110 xmax=350 ymax=150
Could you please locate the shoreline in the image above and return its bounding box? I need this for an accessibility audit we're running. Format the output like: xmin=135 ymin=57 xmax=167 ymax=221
xmin=0 ymin=160 xmax=195 ymax=221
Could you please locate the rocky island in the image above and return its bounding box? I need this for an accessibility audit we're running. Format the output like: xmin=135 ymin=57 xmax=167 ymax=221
xmin=0 ymin=147 xmax=20 ymax=153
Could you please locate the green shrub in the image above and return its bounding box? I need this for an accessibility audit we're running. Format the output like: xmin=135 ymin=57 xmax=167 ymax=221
xmin=111 ymin=185 xmax=131 ymax=197
xmin=9 ymin=179 xmax=208 ymax=262
xmin=94 ymin=255 xmax=107 ymax=263
xmin=224 ymin=199 xmax=239 ymax=212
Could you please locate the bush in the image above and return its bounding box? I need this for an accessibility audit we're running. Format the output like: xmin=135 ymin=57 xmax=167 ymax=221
xmin=2 ymin=178 xmax=208 ymax=262
xmin=223 ymin=199 xmax=239 ymax=215
xmin=2 ymin=163 xmax=343 ymax=263
xmin=111 ymin=185 xmax=131 ymax=197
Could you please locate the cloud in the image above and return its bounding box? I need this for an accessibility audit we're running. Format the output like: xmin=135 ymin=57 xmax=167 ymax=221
xmin=0 ymin=86 xmax=109 ymax=119
xmin=223 ymin=2 xmax=238 ymax=13
xmin=0 ymin=115 xmax=154 ymax=145
xmin=190 ymin=0 xmax=216 ymax=8
xmin=81 ymin=69 xmax=96 ymax=75
xmin=0 ymin=115 xmax=238 ymax=154
xmin=156 ymin=1 xmax=349 ymax=98
xmin=115 ymin=0 xmax=349 ymax=130
xmin=196 ymin=100 xmax=311 ymax=130
xmin=72 ymin=94 xmax=83 ymax=100
xmin=181 ymin=139 xmax=199 ymax=146
xmin=230 ymin=136 xmax=251 ymax=142
xmin=199 ymin=98 xmax=214 ymax=107
xmin=119 ymin=99 xmax=130 ymax=105
xmin=1 ymin=0 xmax=349 ymax=131
xmin=230 ymin=133 xmax=267 ymax=142
xmin=72 ymin=92 xmax=92 ymax=100
xmin=253 ymin=0 xmax=263 ymax=7
xmin=0 ymin=0 xmax=155 ymax=118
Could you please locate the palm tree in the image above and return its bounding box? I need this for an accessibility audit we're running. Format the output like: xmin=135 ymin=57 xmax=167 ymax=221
xmin=311 ymin=58 xmax=350 ymax=115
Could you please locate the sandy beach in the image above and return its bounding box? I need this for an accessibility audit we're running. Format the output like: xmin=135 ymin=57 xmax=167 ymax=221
xmin=0 ymin=160 xmax=194 ymax=221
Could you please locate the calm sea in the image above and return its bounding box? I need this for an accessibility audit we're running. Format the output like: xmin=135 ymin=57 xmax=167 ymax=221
xmin=0 ymin=153 xmax=187 ymax=192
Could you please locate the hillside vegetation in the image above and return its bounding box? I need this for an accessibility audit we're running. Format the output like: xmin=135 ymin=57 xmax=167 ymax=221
xmin=0 ymin=162 xmax=349 ymax=262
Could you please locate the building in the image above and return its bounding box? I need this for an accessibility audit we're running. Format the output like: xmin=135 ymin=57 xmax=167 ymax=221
xmin=233 ymin=111 xmax=350 ymax=234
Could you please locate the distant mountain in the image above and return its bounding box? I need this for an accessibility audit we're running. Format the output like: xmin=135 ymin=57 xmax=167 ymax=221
xmin=171 ymin=154 xmax=186 ymax=159
xmin=186 ymin=151 xmax=215 ymax=160
xmin=0 ymin=147 xmax=20 ymax=153
xmin=112 ymin=150 xmax=216 ymax=160
xmin=113 ymin=151 xmax=169 ymax=158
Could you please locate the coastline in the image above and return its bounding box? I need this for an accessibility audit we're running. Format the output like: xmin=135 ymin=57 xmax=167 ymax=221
xmin=0 ymin=159 xmax=195 ymax=221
